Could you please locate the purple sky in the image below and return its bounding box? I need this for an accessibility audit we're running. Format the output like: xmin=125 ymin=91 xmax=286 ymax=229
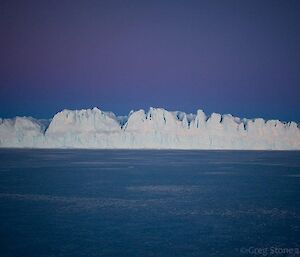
xmin=0 ymin=0 xmax=299 ymax=121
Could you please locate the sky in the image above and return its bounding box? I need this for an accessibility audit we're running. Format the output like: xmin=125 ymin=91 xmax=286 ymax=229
xmin=0 ymin=0 xmax=299 ymax=121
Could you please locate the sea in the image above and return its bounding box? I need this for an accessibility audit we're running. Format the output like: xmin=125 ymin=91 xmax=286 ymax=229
xmin=0 ymin=149 xmax=299 ymax=257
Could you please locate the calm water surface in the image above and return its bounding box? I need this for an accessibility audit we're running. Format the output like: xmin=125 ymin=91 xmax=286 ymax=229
xmin=0 ymin=149 xmax=299 ymax=257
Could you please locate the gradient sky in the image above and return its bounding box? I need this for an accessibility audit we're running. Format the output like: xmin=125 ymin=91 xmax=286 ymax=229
xmin=0 ymin=0 xmax=299 ymax=121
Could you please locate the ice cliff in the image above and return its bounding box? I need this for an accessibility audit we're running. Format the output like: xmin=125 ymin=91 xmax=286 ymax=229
xmin=0 ymin=107 xmax=299 ymax=150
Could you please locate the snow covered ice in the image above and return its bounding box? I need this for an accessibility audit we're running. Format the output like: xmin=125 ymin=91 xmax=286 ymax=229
xmin=0 ymin=107 xmax=299 ymax=150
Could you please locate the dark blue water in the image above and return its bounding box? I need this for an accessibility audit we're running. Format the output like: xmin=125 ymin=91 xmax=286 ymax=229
xmin=0 ymin=150 xmax=299 ymax=257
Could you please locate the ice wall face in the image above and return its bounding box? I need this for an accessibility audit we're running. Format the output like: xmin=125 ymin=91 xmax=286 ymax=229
xmin=0 ymin=107 xmax=299 ymax=149
xmin=44 ymin=108 xmax=122 ymax=148
xmin=0 ymin=117 xmax=45 ymax=147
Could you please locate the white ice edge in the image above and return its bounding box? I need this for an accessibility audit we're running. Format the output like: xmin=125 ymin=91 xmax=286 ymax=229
xmin=0 ymin=107 xmax=299 ymax=150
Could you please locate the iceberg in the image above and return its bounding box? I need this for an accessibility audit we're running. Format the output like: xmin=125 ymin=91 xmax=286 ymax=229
xmin=0 ymin=107 xmax=299 ymax=150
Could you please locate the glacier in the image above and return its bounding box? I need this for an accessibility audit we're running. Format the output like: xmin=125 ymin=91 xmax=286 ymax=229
xmin=0 ymin=107 xmax=299 ymax=150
